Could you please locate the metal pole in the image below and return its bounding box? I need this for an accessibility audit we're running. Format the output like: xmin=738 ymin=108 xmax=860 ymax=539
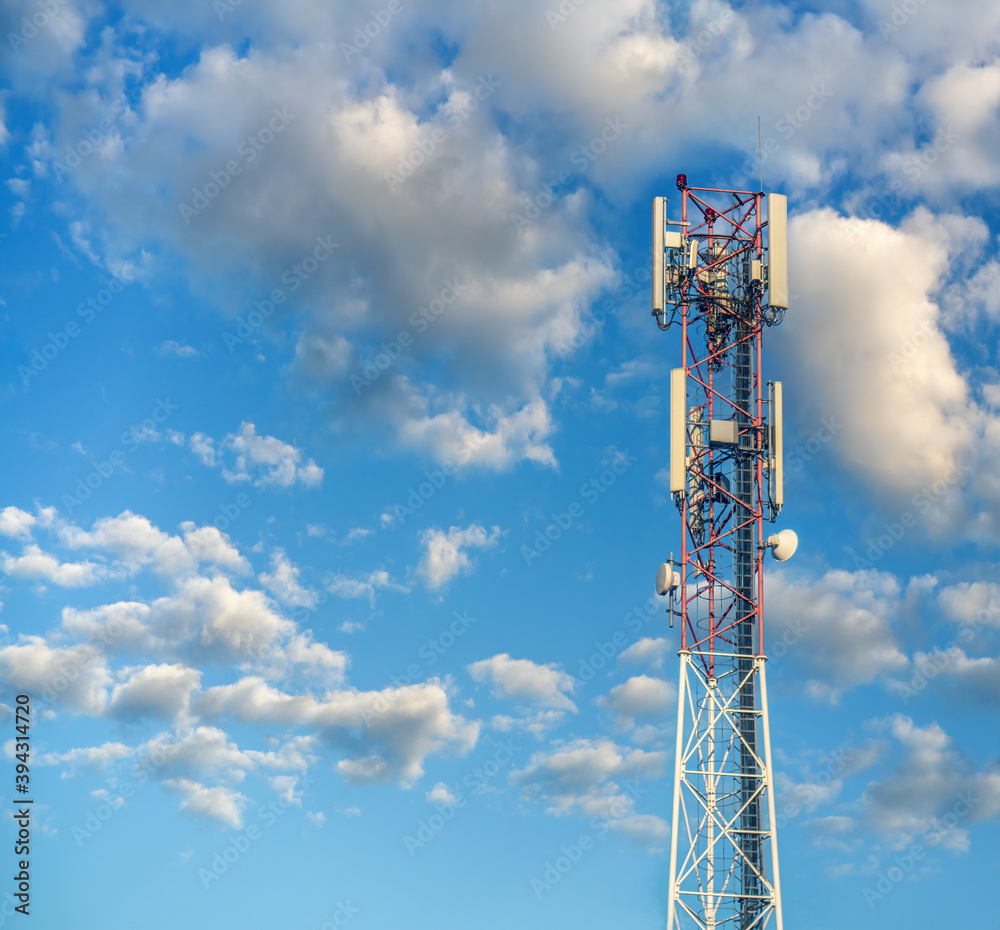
xmin=666 ymin=650 xmax=689 ymax=930
xmin=758 ymin=656 xmax=783 ymax=930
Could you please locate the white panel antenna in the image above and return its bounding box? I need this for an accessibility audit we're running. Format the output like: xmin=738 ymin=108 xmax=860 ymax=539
xmin=769 ymin=380 xmax=783 ymax=512
xmin=670 ymin=368 xmax=686 ymax=493
xmin=767 ymin=193 xmax=788 ymax=309
xmin=652 ymin=197 xmax=666 ymax=314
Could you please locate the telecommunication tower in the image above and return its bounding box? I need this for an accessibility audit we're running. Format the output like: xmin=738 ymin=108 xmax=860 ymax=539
xmin=651 ymin=176 xmax=797 ymax=930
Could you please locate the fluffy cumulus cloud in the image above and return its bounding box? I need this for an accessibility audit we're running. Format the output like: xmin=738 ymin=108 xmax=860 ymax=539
xmin=907 ymin=61 xmax=1000 ymax=193
xmin=54 ymin=510 xmax=250 ymax=578
xmin=195 ymin=676 xmax=478 ymax=786
xmin=617 ymin=637 xmax=670 ymax=671
xmin=258 ymin=633 xmax=349 ymax=685
xmin=858 ymin=715 xmax=1000 ymax=850
xmin=258 ymin=550 xmax=319 ymax=608
xmin=163 ymin=778 xmax=249 ymax=829
xmin=597 ymin=675 xmax=675 ymax=731
xmin=510 ymin=738 xmax=667 ymax=848
xmin=937 ymin=581 xmax=1000 ymax=626
xmin=417 ymin=523 xmax=500 ymax=589
xmin=0 ymin=545 xmax=111 ymax=587
xmin=20 ymin=0 xmax=1000 ymax=497
xmin=896 ymin=645 xmax=1000 ymax=705
xmin=765 ymin=569 xmax=910 ymax=701
xmin=188 ymin=423 xmax=323 ymax=488
xmin=324 ymin=568 xmax=407 ymax=604
xmin=143 ymin=727 xmax=258 ymax=783
xmin=148 ymin=575 xmax=295 ymax=662
xmin=107 ymin=663 xmax=202 ymax=722
xmin=426 ymin=782 xmax=457 ymax=805
xmin=36 ymin=741 xmax=133 ymax=773
xmin=57 ymin=576 xmax=294 ymax=667
xmin=398 ymin=395 xmax=557 ymax=471
xmin=0 ymin=638 xmax=110 ymax=714
xmin=467 ymin=653 xmax=577 ymax=712
xmin=775 ymin=741 xmax=884 ymax=817
xmin=61 ymin=601 xmax=164 ymax=655
xmin=782 ymin=207 xmax=1000 ymax=535
xmin=0 ymin=506 xmax=36 ymax=540
xmin=36 ymin=725 xmax=322 ymax=826
xmin=21 ymin=26 xmax=619 ymax=461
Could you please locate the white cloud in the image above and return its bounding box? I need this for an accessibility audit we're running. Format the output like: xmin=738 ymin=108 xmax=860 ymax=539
xmin=61 ymin=601 xmax=163 ymax=654
xmin=510 ymin=738 xmax=667 ymax=849
xmin=783 ymin=207 xmax=1000 ymax=528
xmin=597 ymin=675 xmax=675 ymax=731
xmin=255 ymin=632 xmax=348 ymax=685
xmin=57 ymin=510 xmax=250 ymax=578
xmin=617 ymin=637 xmax=670 ymax=671
xmin=61 ymin=575 xmax=294 ymax=665
xmin=859 ymin=715 xmax=1000 ymax=850
xmin=937 ymin=581 xmax=1000 ymax=626
xmin=38 ymin=38 xmax=616 ymax=445
xmin=489 ymin=710 xmax=568 ymax=739
xmin=177 ymin=522 xmax=251 ymax=574
xmin=0 ymin=507 xmax=35 ymax=540
xmin=294 ymin=332 xmax=351 ymax=380
xmin=36 ymin=742 xmax=132 ymax=772
xmin=268 ymin=774 xmax=304 ymax=807
xmin=765 ymin=569 xmax=910 ymax=701
xmin=144 ymin=727 xmax=253 ymax=783
xmin=468 ymin=653 xmax=576 ymax=712
xmin=399 ymin=396 xmax=557 ymax=471
xmin=108 ymin=663 xmax=201 ymax=721
xmin=1 ymin=545 xmax=110 ymax=587
xmin=901 ymin=62 xmax=1000 ymax=193
xmin=324 ymin=568 xmax=407 ymax=604
xmin=0 ymin=638 xmax=109 ymax=714
xmin=426 ymin=782 xmax=456 ymax=805
xmin=154 ymin=340 xmax=200 ymax=358
xmin=417 ymin=523 xmax=500 ymax=589
xmin=775 ymin=741 xmax=884 ymax=815
xmin=148 ymin=575 xmax=294 ymax=662
xmin=194 ymin=676 xmax=478 ymax=786
xmin=258 ymin=549 xmax=319 ymax=608
xmin=163 ymin=777 xmax=248 ymax=829
xmin=190 ymin=423 xmax=323 ymax=488
xmin=899 ymin=646 xmax=1000 ymax=704
xmin=189 ymin=433 xmax=216 ymax=467
xmin=341 ymin=527 xmax=372 ymax=544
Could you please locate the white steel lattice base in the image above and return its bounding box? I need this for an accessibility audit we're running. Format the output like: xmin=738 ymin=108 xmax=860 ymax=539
xmin=666 ymin=651 xmax=783 ymax=930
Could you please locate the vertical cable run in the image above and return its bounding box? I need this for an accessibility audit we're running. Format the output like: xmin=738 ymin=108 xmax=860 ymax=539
xmin=735 ymin=316 xmax=762 ymax=929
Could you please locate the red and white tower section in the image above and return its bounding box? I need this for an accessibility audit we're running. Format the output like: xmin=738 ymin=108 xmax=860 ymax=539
xmin=651 ymin=177 xmax=797 ymax=930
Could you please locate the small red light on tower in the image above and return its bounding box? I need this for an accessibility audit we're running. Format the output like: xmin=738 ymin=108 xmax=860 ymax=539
xmin=676 ymin=173 xmax=687 ymax=190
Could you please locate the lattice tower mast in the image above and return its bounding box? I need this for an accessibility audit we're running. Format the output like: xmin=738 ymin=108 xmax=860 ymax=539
xmin=651 ymin=175 xmax=795 ymax=930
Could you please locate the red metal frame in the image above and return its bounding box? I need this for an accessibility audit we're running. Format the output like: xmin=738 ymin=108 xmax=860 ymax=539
xmin=675 ymin=185 xmax=769 ymax=674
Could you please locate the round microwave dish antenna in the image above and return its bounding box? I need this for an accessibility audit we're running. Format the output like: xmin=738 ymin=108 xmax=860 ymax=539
xmin=656 ymin=562 xmax=677 ymax=595
xmin=767 ymin=529 xmax=799 ymax=562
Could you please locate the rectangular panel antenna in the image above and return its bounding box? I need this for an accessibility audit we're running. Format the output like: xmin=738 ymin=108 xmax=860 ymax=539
xmin=652 ymin=197 xmax=666 ymax=313
xmin=769 ymin=380 xmax=783 ymax=510
xmin=670 ymin=368 xmax=686 ymax=493
xmin=767 ymin=193 xmax=788 ymax=309
xmin=710 ymin=419 xmax=738 ymax=446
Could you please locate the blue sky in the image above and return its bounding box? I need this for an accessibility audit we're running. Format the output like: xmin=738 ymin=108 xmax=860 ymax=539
xmin=2 ymin=0 xmax=1000 ymax=927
